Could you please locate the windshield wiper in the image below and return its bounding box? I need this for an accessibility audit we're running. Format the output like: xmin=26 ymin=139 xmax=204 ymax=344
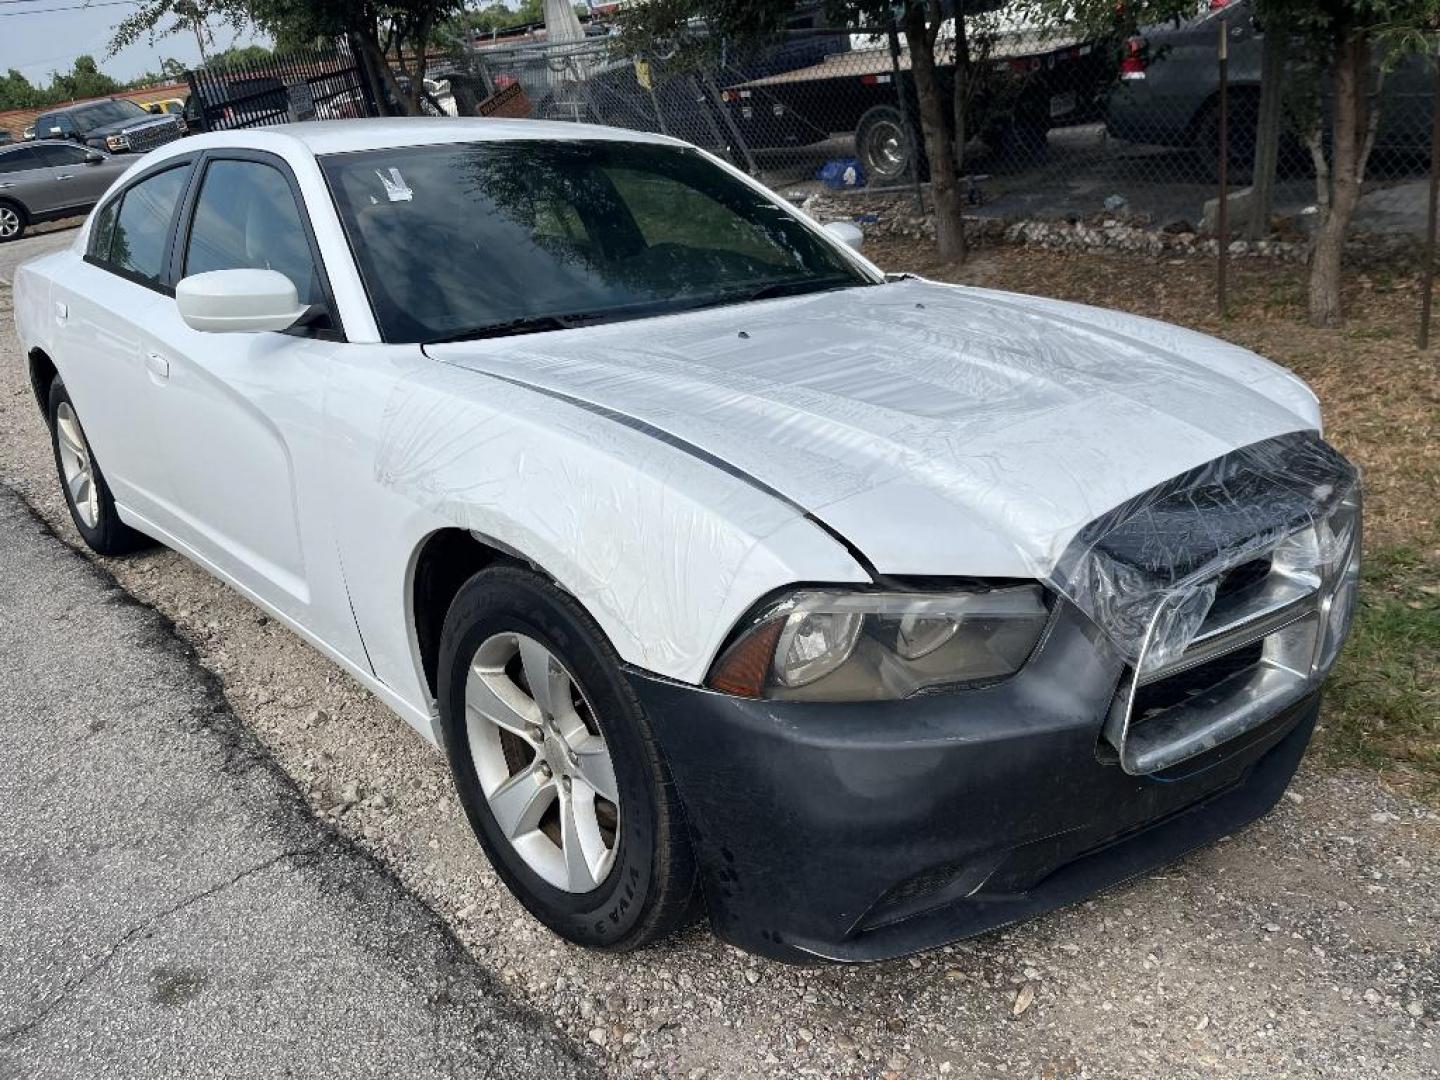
xmin=424 ymin=315 xmax=575 ymax=345
xmin=741 ymin=277 xmax=864 ymax=302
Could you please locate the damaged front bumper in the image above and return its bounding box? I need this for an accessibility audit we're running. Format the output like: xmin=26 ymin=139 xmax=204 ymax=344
xmin=630 ymin=605 xmax=1322 ymax=963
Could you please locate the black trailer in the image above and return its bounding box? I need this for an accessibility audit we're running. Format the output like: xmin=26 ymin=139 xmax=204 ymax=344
xmin=720 ymin=30 xmax=1113 ymax=183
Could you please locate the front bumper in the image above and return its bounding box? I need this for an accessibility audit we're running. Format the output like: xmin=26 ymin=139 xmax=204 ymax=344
xmin=629 ymin=602 xmax=1322 ymax=963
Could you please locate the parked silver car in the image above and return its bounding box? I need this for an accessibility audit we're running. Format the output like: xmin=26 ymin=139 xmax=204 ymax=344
xmin=0 ymin=141 xmax=130 ymax=242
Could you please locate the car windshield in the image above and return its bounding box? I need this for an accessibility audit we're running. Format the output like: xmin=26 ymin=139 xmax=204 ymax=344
xmin=321 ymin=140 xmax=874 ymax=343
xmin=55 ymin=100 xmax=145 ymax=131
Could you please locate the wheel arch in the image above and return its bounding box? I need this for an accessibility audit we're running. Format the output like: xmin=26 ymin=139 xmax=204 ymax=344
xmin=408 ymin=526 xmax=574 ymax=701
xmin=27 ymin=347 xmax=58 ymax=421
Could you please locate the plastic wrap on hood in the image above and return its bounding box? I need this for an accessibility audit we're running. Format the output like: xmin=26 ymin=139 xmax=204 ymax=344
xmin=1047 ymin=430 xmax=1360 ymax=671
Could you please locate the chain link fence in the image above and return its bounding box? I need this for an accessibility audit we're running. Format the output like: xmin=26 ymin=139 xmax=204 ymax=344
xmin=448 ymin=10 xmax=1437 ymax=240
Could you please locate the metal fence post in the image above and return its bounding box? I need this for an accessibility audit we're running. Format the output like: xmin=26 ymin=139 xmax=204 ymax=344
xmin=185 ymin=69 xmax=209 ymax=133
xmin=1217 ymin=16 xmax=1229 ymax=319
xmin=887 ymin=18 xmax=925 ymax=214
xmin=1420 ymin=46 xmax=1440 ymax=349
xmin=701 ymin=69 xmax=758 ymax=174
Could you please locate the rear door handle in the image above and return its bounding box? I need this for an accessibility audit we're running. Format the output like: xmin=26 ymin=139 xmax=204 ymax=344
xmin=145 ymin=351 xmax=169 ymax=382
xmin=54 ymin=174 xmax=74 ymax=181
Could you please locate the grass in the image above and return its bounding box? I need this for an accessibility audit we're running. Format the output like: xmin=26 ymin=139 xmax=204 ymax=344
xmin=864 ymin=237 xmax=1440 ymax=803
xmin=1326 ymin=546 xmax=1440 ymax=800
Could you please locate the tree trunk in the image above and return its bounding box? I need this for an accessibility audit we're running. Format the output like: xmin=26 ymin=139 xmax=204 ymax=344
xmin=951 ymin=10 xmax=969 ymax=179
xmin=902 ymin=3 xmax=966 ymax=262
xmin=1308 ymin=28 xmax=1377 ymax=327
xmin=1246 ymin=27 xmax=1287 ymax=240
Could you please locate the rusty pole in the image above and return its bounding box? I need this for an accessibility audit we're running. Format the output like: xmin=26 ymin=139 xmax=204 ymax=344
xmin=1217 ymin=17 xmax=1230 ymax=319
xmin=1419 ymin=48 xmax=1440 ymax=349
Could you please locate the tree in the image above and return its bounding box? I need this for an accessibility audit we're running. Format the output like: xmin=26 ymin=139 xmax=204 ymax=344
xmin=1253 ymin=0 xmax=1440 ymax=326
xmin=110 ymin=0 xmax=248 ymax=62
xmin=0 ymin=69 xmax=44 ymax=111
xmin=50 ymin=56 xmax=123 ymax=101
xmin=111 ymin=0 xmax=462 ymax=116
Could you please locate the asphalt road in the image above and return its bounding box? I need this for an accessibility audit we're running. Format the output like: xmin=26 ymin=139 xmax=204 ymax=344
xmin=0 ymin=482 xmax=597 ymax=1077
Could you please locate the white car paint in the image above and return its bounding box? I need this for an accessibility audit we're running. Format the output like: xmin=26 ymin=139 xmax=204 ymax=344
xmin=12 ymin=118 xmax=1323 ymax=748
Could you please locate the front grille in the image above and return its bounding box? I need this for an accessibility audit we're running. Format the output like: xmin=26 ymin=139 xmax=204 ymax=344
xmin=1101 ymin=494 xmax=1360 ymax=776
xmin=125 ymin=120 xmax=181 ymax=154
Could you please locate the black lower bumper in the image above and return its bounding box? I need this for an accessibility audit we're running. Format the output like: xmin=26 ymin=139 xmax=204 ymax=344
xmin=628 ymin=605 xmax=1321 ymax=963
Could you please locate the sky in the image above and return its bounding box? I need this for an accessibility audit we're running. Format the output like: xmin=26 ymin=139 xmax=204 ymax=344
xmin=0 ymin=4 xmax=272 ymax=85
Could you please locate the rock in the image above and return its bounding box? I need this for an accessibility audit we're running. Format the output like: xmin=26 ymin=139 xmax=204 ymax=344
xmin=1013 ymin=983 xmax=1037 ymax=1016
xmin=1162 ymin=218 xmax=1196 ymax=234
xmin=1103 ymin=194 xmax=1128 ymax=212
xmin=1363 ymin=988 xmax=1383 ymax=1005
xmin=587 ymin=1027 xmax=608 ymax=1046
xmin=744 ymin=969 xmax=760 ymax=985
xmin=1406 ymin=1001 xmax=1425 ymax=1018
xmin=1201 ymin=186 xmax=1255 ymax=235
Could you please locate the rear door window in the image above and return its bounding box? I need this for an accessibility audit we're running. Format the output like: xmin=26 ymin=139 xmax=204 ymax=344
xmin=0 ymin=147 xmax=41 ymax=174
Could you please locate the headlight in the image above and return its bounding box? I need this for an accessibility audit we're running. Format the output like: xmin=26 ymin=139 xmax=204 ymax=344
xmin=707 ymin=584 xmax=1050 ymax=701
xmin=106 ymin=135 xmax=127 ymax=151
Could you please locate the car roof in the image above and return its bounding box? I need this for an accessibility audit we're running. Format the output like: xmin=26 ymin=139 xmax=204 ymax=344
xmin=146 ymin=118 xmax=683 ymax=162
xmin=38 ymin=98 xmax=123 ymax=115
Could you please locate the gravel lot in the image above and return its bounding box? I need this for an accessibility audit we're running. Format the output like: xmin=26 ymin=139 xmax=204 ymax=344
xmin=4 ymin=228 xmax=1438 ymax=1079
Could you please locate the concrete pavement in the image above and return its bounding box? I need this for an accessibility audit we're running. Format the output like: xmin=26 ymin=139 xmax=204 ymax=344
xmin=0 ymin=485 xmax=597 ymax=1079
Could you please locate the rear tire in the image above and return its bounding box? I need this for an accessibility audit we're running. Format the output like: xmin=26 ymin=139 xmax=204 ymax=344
xmin=0 ymin=199 xmax=26 ymax=242
xmin=856 ymin=104 xmax=920 ymax=185
xmin=437 ymin=565 xmax=700 ymax=951
xmin=47 ymin=377 xmax=149 ymax=555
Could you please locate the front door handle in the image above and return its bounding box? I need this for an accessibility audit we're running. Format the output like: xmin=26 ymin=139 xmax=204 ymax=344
xmin=145 ymin=351 xmax=169 ymax=382
xmin=54 ymin=174 xmax=75 ymax=181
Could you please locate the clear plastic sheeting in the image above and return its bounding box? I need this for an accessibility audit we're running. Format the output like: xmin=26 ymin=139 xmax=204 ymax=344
xmin=1049 ymin=431 xmax=1361 ymax=669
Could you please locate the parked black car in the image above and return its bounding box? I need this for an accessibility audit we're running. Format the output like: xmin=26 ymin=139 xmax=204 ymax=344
xmin=30 ymin=97 xmax=184 ymax=156
xmin=1106 ymin=0 xmax=1433 ymax=179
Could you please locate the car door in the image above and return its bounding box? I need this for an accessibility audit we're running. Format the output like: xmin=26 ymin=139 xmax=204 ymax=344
xmin=46 ymin=160 xmax=194 ymax=523
xmin=0 ymin=146 xmax=50 ymax=215
xmin=35 ymin=143 xmax=118 ymax=210
xmin=139 ymin=149 xmax=369 ymax=664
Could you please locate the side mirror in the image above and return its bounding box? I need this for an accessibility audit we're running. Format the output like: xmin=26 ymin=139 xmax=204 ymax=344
xmin=822 ymin=221 xmax=865 ymax=251
xmin=176 ymin=269 xmax=307 ymax=334
xmin=84 ymin=151 xmax=104 ymax=165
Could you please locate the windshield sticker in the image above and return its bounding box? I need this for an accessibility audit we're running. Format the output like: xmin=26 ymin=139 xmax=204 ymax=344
xmin=376 ymin=167 xmax=413 ymax=203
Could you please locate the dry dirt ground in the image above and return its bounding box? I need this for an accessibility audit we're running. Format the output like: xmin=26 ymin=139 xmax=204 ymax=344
xmin=2 ymin=229 xmax=1438 ymax=1080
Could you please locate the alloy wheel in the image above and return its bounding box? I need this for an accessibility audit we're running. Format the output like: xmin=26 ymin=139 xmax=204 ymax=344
xmin=0 ymin=205 xmax=20 ymax=239
xmin=465 ymin=632 xmax=620 ymax=893
xmin=55 ymin=401 xmax=99 ymax=528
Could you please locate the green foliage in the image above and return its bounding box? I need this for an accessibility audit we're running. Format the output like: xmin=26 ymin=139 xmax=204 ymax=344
xmin=0 ymin=56 xmax=164 ymax=112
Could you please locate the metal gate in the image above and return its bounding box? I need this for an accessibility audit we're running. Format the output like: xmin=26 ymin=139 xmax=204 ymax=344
xmin=184 ymin=43 xmax=377 ymax=134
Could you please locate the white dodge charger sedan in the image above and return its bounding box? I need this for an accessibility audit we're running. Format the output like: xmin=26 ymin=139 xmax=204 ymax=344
xmin=13 ymin=119 xmax=1360 ymax=962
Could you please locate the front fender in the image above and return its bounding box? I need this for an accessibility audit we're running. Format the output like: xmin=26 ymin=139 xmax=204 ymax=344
xmin=327 ymin=348 xmax=869 ymax=722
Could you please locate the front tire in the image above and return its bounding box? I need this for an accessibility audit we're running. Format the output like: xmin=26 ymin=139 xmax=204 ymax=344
xmin=0 ymin=199 xmax=26 ymax=242
xmin=437 ymin=565 xmax=700 ymax=951
xmin=47 ymin=377 xmax=149 ymax=555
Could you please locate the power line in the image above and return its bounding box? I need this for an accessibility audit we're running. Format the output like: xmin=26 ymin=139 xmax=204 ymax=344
xmin=0 ymin=0 xmax=141 ymax=14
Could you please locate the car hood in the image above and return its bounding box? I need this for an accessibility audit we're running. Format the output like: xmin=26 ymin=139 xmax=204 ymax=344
xmin=432 ymin=277 xmax=1321 ymax=578
xmin=86 ymin=115 xmax=176 ymax=138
